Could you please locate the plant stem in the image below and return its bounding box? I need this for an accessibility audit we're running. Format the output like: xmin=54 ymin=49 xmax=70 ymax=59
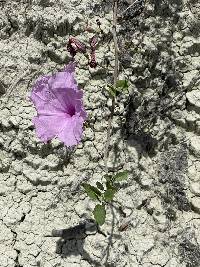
xmin=104 ymin=0 xmax=119 ymax=173
xmin=120 ymin=0 xmax=142 ymax=16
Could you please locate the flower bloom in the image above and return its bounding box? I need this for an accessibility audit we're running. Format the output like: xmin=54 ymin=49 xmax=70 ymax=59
xmin=30 ymin=62 xmax=87 ymax=147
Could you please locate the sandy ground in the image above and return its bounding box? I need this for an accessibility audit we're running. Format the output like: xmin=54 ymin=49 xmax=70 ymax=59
xmin=0 ymin=0 xmax=200 ymax=266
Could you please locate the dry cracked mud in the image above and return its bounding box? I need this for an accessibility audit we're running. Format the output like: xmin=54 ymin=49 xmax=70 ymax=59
xmin=0 ymin=0 xmax=200 ymax=266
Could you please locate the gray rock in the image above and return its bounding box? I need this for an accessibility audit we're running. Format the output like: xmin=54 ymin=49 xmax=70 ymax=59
xmin=191 ymin=197 xmax=200 ymax=213
xmin=191 ymin=182 xmax=200 ymax=196
xmin=186 ymin=89 xmax=200 ymax=110
xmin=190 ymin=136 xmax=200 ymax=157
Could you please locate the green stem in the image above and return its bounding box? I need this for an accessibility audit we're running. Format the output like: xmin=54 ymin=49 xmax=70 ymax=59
xmin=104 ymin=0 xmax=119 ymax=173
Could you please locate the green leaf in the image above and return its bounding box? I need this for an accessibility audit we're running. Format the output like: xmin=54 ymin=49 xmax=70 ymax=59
xmin=105 ymin=176 xmax=115 ymax=186
xmin=106 ymin=180 xmax=113 ymax=189
xmin=115 ymin=80 xmax=129 ymax=92
xmin=106 ymin=80 xmax=128 ymax=97
xmin=96 ymin=181 xmax=104 ymax=191
xmin=82 ymin=183 xmax=101 ymax=201
xmin=90 ymin=185 xmax=102 ymax=196
xmin=104 ymin=174 xmax=112 ymax=182
xmin=116 ymin=80 xmax=128 ymax=89
xmin=105 ymin=180 xmax=118 ymax=194
xmin=104 ymin=189 xmax=116 ymax=202
xmin=104 ymin=175 xmax=113 ymax=190
xmin=104 ymin=174 xmax=111 ymax=180
xmin=107 ymin=85 xmax=116 ymax=97
xmin=93 ymin=204 xmax=106 ymax=226
xmin=113 ymin=170 xmax=129 ymax=182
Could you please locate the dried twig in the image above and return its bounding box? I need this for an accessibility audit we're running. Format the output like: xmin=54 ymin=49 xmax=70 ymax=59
xmin=104 ymin=0 xmax=119 ymax=173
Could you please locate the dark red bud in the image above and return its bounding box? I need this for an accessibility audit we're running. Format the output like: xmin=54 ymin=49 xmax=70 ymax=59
xmin=89 ymin=51 xmax=97 ymax=68
xmin=90 ymin=35 xmax=98 ymax=50
xmin=67 ymin=37 xmax=87 ymax=57
xmin=69 ymin=37 xmax=86 ymax=53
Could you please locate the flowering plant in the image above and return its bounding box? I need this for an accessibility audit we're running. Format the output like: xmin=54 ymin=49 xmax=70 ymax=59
xmin=30 ymin=0 xmax=130 ymax=226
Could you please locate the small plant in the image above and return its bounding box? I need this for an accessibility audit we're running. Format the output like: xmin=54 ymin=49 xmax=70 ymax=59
xmin=30 ymin=0 xmax=130 ymax=228
xmin=82 ymin=171 xmax=129 ymax=225
xmin=56 ymin=0 xmax=129 ymax=226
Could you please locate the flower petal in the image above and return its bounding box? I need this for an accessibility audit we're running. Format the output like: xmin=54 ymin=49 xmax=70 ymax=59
xmin=57 ymin=115 xmax=84 ymax=147
xmin=33 ymin=114 xmax=70 ymax=143
xmin=48 ymin=62 xmax=78 ymax=90
xmin=50 ymin=87 xmax=87 ymax=118
xmin=31 ymin=77 xmax=67 ymax=115
xmin=31 ymin=82 xmax=84 ymax=117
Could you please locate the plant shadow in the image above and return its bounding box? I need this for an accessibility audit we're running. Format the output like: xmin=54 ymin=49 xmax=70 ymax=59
xmin=50 ymin=220 xmax=102 ymax=266
xmin=118 ymin=0 xmax=190 ymax=157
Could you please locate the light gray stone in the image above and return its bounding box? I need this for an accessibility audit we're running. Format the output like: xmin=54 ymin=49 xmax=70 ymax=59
xmin=191 ymin=182 xmax=200 ymax=196
xmin=191 ymin=197 xmax=200 ymax=213
xmin=186 ymin=89 xmax=200 ymax=109
xmin=190 ymin=136 xmax=200 ymax=157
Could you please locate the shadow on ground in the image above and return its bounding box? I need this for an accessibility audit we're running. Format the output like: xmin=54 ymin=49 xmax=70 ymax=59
xmin=46 ymin=220 xmax=103 ymax=266
xmin=119 ymin=0 xmax=187 ymax=156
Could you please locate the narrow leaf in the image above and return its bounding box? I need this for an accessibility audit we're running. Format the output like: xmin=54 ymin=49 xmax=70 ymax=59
xmin=113 ymin=170 xmax=129 ymax=182
xmin=109 ymin=89 xmax=116 ymax=97
xmin=82 ymin=183 xmax=101 ymax=201
xmin=90 ymin=185 xmax=102 ymax=196
xmin=106 ymin=180 xmax=113 ymax=190
xmin=104 ymin=174 xmax=112 ymax=181
xmin=104 ymin=189 xmax=116 ymax=202
xmin=116 ymin=80 xmax=128 ymax=90
xmin=107 ymin=85 xmax=116 ymax=97
xmin=93 ymin=204 xmax=106 ymax=226
xmin=96 ymin=182 xmax=104 ymax=191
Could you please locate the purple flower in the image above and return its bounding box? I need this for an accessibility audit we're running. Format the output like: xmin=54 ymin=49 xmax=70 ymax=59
xmin=30 ymin=62 xmax=87 ymax=147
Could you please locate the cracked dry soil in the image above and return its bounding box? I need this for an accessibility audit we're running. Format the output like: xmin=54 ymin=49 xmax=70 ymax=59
xmin=0 ymin=0 xmax=200 ymax=266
